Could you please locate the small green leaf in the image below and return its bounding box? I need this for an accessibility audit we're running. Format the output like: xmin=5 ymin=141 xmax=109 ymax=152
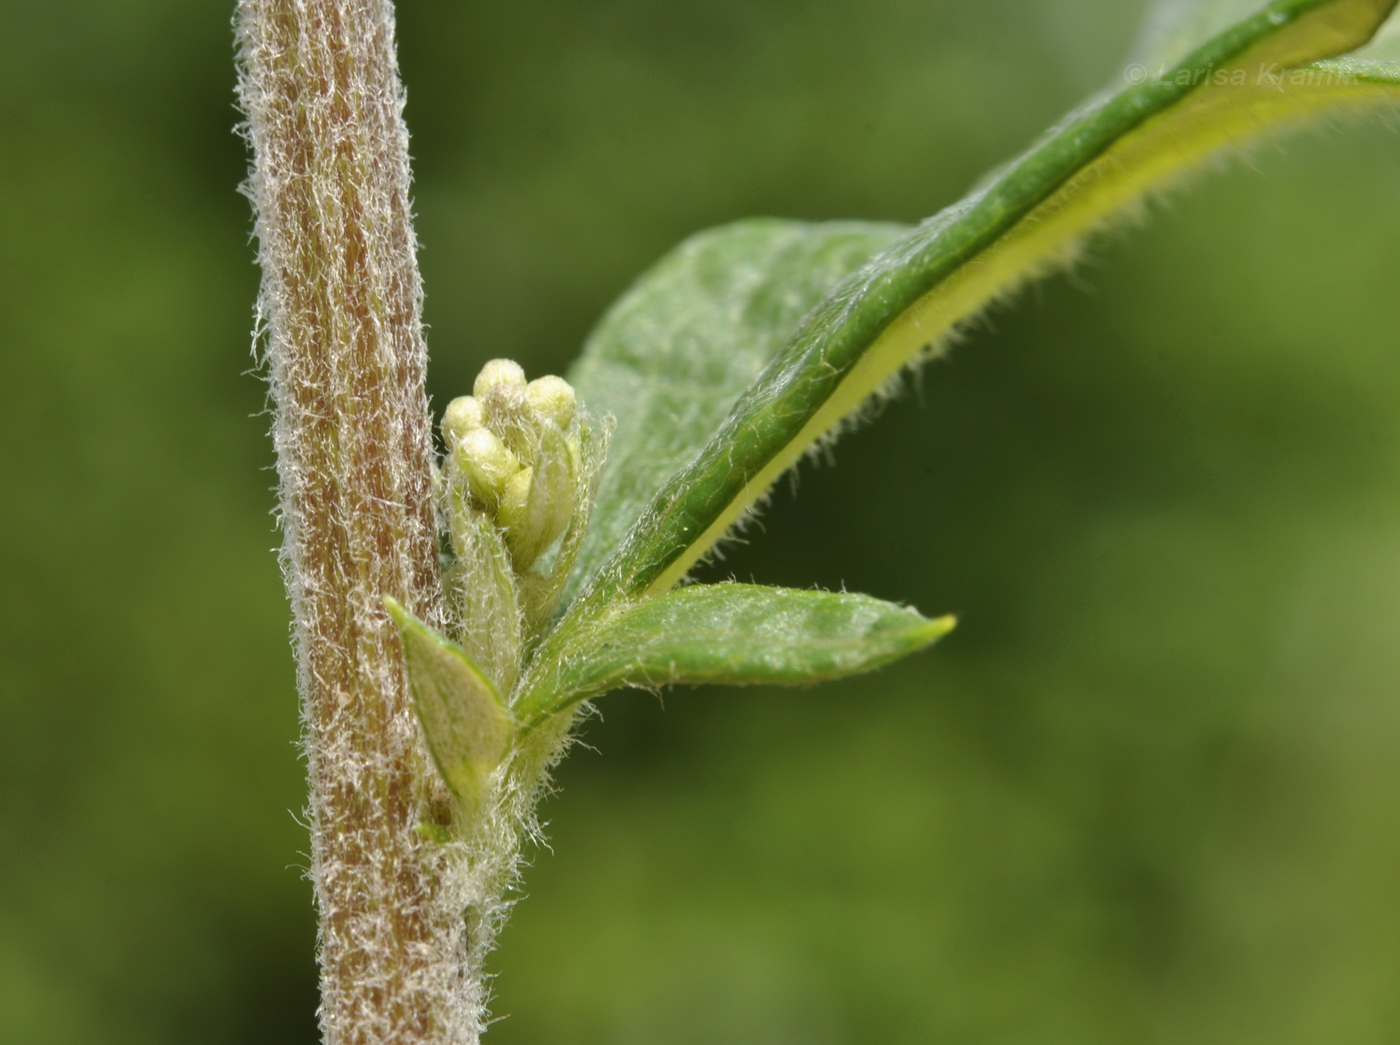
xmin=564 ymin=0 xmax=1399 ymax=616
xmin=385 ymin=597 xmax=515 ymax=807
xmin=516 ymin=584 xmax=955 ymax=725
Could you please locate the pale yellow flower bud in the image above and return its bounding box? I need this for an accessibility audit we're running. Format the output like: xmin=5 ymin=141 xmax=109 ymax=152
xmin=496 ymin=466 xmax=537 ymax=558
xmin=496 ymin=419 xmax=583 ymax=566
xmin=473 ymin=358 xmax=526 ymax=399
xmin=482 ymin=381 xmax=532 ymax=458
xmin=441 ymin=395 xmax=484 ymax=445
xmin=454 ymin=426 xmax=522 ymax=505
xmin=524 ymin=375 xmax=576 ymax=431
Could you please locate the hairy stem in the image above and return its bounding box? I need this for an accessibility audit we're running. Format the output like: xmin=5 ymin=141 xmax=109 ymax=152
xmin=236 ymin=1 xmax=488 ymax=1040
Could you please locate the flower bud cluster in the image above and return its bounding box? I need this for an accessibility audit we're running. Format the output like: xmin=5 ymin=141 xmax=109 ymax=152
xmin=442 ymin=359 xmax=584 ymax=569
xmin=437 ymin=359 xmax=604 ymax=695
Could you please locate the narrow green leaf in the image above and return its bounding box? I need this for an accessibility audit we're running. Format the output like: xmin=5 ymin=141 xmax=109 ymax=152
xmin=516 ymin=584 xmax=955 ymax=725
xmin=565 ymin=219 xmax=904 ymax=605
xmin=385 ymin=597 xmax=515 ymax=806
xmin=565 ymin=0 xmax=1398 ymax=616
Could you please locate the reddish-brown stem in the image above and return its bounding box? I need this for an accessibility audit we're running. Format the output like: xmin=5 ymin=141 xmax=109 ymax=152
xmin=236 ymin=1 xmax=482 ymax=1040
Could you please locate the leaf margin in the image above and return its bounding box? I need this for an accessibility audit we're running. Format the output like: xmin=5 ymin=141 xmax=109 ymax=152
xmin=516 ymin=582 xmax=956 ymax=726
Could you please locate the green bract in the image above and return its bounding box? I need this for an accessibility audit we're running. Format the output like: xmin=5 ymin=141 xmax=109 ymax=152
xmin=385 ymin=597 xmax=514 ymax=812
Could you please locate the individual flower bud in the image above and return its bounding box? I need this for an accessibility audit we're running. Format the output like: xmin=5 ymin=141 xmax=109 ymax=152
xmin=454 ymin=426 xmax=522 ymax=506
xmin=473 ymin=358 xmax=526 ymax=399
xmin=496 ymin=466 xmax=538 ymax=560
xmin=498 ymin=423 xmax=579 ymax=566
xmin=482 ymin=381 xmax=533 ymax=459
xmin=534 ymin=459 xmax=578 ymax=560
xmin=441 ymin=395 xmax=484 ymax=446
xmin=524 ymin=375 xmax=576 ymax=431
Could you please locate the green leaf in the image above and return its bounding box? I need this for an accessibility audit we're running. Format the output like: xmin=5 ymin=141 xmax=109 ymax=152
xmin=516 ymin=584 xmax=955 ymax=725
xmin=385 ymin=597 xmax=515 ymax=807
xmin=562 ymin=0 xmax=1398 ymax=617
xmin=565 ymin=219 xmax=904 ymax=605
xmin=1135 ymin=0 xmax=1306 ymax=66
xmin=1136 ymin=0 xmax=1396 ymax=66
xmin=1330 ymin=1 xmax=1400 ymax=60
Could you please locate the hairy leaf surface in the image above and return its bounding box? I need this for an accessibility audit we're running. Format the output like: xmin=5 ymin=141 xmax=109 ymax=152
xmin=566 ymin=220 xmax=904 ymax=605
xmin=386 ymin=598 xmax=514 ymax=806
xmin=559 ymin=0 xmax=1399 ymax=624
xmin=517 ymin=583 xmax=954 ymax=724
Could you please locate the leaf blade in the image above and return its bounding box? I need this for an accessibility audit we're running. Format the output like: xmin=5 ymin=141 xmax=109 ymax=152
xmin=569 ymin=0 xmax=1399 ymax=614
xmin=518 ymin=584 xmax=955 ymax=724
xmin=565 ymin=219 xmax=905 ymax=605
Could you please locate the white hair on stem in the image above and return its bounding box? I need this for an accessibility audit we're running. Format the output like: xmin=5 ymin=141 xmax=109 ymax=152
xmin=234 ymin=1 xmax=533 ymax=1039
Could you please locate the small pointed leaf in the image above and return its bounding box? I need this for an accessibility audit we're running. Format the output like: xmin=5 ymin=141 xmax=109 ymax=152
xmin=385 ymin=597 xmax=515 ymax=806
xmin=517 ymin=584 xmax=955 ymax=725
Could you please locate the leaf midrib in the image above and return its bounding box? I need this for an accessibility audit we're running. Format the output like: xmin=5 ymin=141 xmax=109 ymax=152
xmin=577 ymin=0 xmax=1384 ymax=612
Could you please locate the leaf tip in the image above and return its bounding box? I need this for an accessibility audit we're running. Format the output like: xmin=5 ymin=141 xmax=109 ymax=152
xmin=383 ymin=593 xmax=411 ymax=628
xmin=921 ymin=613 xmax=958 ymax=645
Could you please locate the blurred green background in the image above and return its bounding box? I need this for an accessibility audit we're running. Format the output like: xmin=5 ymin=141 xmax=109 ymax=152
xmin=2 ymin=1 xmax=1398 ymax=1042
